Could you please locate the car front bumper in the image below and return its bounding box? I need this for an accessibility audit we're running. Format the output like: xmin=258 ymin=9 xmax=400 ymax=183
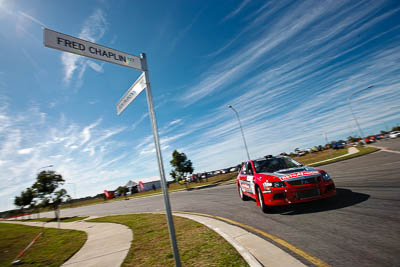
xmin=262 ymin=180 xmax=336 ymax=206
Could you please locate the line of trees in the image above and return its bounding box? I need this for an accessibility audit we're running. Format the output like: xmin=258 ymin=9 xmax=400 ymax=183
xmin=14 ymin=170 xmax=70 ymax=220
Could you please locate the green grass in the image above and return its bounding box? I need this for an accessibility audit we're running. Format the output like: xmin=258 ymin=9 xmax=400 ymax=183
xmin=89 ymin=213 xmax=248 ymax=267
xmin=310 ymin=146 xmax=379 ymax=167
xmin=22 ymin=216 xmax=88 ymax=223
xmin=0 ymin=223 xmax=86 ymax=267
xmin=293 ymin=148 xmax=349 ymax=165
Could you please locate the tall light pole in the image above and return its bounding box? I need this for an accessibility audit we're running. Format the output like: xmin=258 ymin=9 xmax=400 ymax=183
xmin=228 ymin=105 xmax=251 ymax=160
xmin=346 ymin=85 xmax=373 ymax=141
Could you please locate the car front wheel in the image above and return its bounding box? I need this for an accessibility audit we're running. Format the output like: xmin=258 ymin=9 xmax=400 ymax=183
xmin=257 ymin=187 xmax=268 ymax=213
xmin=238 ymin=184 xmax=250 ymax=201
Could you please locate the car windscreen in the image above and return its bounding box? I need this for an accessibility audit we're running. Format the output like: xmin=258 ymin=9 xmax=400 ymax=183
xmin=254 ymin=157 xmax=302 ymax=173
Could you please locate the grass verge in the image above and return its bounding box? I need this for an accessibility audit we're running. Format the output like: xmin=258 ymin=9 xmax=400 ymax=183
xmin=89 ymin=213 xmax=248 ymax=267
xmin=310 ymin=146 xmax=379 ymax=167
xmin=22 ymin=216 xmax=88 ymax=223
xmin=0 ymin=223 xmax=86 ymax=267
xmin=293 ymin=148 xmax=348 ymax=165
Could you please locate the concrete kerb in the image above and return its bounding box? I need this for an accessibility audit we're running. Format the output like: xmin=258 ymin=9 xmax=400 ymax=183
xmin=4 ymin=212 xmax=309 ymax=267
xmin=173 ymin=212 xmax=306 ymax=267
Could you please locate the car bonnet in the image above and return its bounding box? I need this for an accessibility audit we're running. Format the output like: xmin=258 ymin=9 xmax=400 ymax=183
xmin=260 ymin=166 xmax=321 ymax=182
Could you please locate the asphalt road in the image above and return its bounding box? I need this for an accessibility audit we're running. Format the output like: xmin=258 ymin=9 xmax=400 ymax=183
xmin=44 ymin=139 xmax=400 ymax=266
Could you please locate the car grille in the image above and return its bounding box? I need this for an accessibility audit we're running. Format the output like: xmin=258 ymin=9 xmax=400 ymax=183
xmin=296 ymin=188 xmax=320 ymax=199
xmin=287 ymin=177 xmax=318 ymax=185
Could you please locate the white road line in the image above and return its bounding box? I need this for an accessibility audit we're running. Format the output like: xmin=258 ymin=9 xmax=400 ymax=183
xmin=378 ymin=149 xmax=400 ymax=154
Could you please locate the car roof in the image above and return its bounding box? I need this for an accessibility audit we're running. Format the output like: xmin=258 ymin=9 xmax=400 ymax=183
xmin=252 ymin=155 xmax=285 ymax=162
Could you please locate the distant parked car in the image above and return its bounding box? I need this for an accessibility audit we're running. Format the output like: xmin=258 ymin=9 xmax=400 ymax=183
xmin=332 ymin=142 xmax=346 ymax=149
xmin=230 ymin=167 xmax=237 ymax=172
xmin=378 ymin=134 xmax=388 ymax=139
xmin=389 ymin=131 xmax=400 ymax=138
xmin=297 ymin=151 xmax=306 ymax=156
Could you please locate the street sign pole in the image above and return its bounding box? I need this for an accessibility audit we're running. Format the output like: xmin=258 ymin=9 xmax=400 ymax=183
xmin=43 ymin=28 xmax=181 ymax=266
xmin=140 ymin=53 xmax=181 ymax=267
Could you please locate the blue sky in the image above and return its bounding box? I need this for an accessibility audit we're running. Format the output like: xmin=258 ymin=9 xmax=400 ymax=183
xmin=1 ymin=0 xmax=400 ymax=211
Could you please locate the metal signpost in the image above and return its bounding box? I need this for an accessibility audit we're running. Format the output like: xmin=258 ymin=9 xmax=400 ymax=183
xmin=43 ymin=28 xmax=181 ymax=267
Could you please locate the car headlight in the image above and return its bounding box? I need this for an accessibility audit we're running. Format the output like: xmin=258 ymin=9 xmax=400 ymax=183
xmin=322 ymin=173 xmax=331 ymax=181
xmin=263 ymin=181 xmax=286 ymax=188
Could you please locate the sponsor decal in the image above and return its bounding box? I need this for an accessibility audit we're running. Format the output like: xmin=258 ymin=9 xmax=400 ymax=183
xmin=241 ymin=183 xmax=250 ymax=190
xmin=280 ymin=171 xmax=319 ymax=180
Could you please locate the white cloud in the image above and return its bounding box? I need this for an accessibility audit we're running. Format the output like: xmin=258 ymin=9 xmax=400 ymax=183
xmin=0 ymin=104 xmax=132 ymax=211
xmin=61 ymin=8 xmax=107 ymax=86
xmin=17 ymin=148 xmax=33 ymax=155
xmin=18 ymin=11 xmax=47 ymax=28
xmin=182 ymin=1 xmax=338 ymax=105
xmin=87 ymin=60 xmax=104 ymax=73
xmin=170 ymin=1 xmax=400 ymax=172
xmin=80 ymin=118 xmax=102 ymax=146
xmin=221 ymin=0 xmax=251 ymax=22
xmin=169 ymin=9 xmax=203 ymax=51
xmin=61 ymin=53 xmax=79 ymax=85
xmin=169 ymin=119 xmax=182 ymax=126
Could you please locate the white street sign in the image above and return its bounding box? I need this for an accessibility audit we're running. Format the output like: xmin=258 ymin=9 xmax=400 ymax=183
xmin=44 ymin=28 xmax=143 ymax=71
xmin=117 ymin=73 xmax=146 ymax=115
xmin=43 ymin=31 xmax=182 ymax=266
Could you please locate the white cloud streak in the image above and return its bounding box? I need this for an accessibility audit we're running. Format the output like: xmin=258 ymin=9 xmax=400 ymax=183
xmin=221 ymin=0 xmax=251 ymax=22
xmin=0 ymin=102 xmax=130 ymax=211
xmin=61 ymin=9 xmax=107 ymax=86
xmin=172 ymin=0 xmax=400 ymax=172
xmin=18 ymin=11 xmax=47 ymax=28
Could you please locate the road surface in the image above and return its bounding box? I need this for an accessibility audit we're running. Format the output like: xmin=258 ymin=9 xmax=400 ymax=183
xmin=41 ymin=139 xmax=400 ymax=266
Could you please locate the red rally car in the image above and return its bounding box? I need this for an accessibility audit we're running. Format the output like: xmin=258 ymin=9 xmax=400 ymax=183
xmin=237 ymin=155 xmax=336 ymax=212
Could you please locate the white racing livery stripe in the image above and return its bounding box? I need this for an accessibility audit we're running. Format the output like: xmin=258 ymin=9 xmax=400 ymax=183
xmin=280 ymin=171 xmax=320 ymax=180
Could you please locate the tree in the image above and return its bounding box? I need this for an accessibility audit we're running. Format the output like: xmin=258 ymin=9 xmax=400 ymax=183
xmin=14 ymin=195 xmax=23 ymax=212
xmin=32 ymin=170 xmax=69 ymax=220
xmin=169 ymin=150 xmax=194 ymax=182
xmin=348 ymin=136 xmax=361 ymax=143
xmin=116 ymin=186 xmax=129 ymax=198
xmin=14 ymin=187 xmax=36 ymax=215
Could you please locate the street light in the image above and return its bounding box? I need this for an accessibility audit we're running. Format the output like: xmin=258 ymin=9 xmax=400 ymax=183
xmin=228 ymin=105 xmax=251 ymax=160
xmin=346 ymin=85 xmax=373 ymax=141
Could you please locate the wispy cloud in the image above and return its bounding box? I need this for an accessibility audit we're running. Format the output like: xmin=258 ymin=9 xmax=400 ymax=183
xmin=61 ymin=8 xmax=107 ymax=86
xmin=221 ymin=0 xmax=251 ymax=22
xmin=18 ymin=11 xmax=47 ymax=28
xmin=0 ymin=103 xmax=131 ymax=210
xmin=172 ymin=0 xmax=400 ymax=172
xmin=169 ymin=9 xmax=203 ymax=51
xmin=182 ymin=1 xmax=341 ymax=105
xmin=168 ymin=119 xmax=182 ymax=126
xmin=87 ymin=60 xmax=104 ymax=73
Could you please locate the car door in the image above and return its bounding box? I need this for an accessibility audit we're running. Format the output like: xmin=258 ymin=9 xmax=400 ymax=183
xmin=246 ymin=162 xmax=255 ymax=195
xmin=239 ymin=162 xmax=253 ymax=195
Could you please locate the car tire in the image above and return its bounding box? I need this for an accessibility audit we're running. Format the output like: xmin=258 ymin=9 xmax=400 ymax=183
xmin=238 ymin=184 xmax=250 ymax=201
xmin=257 ymin=187 xmax=269 ymax=213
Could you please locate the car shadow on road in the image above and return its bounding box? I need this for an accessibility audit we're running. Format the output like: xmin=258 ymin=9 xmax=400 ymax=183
xmin=276 ymin=188 xmax=369 ymax=215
